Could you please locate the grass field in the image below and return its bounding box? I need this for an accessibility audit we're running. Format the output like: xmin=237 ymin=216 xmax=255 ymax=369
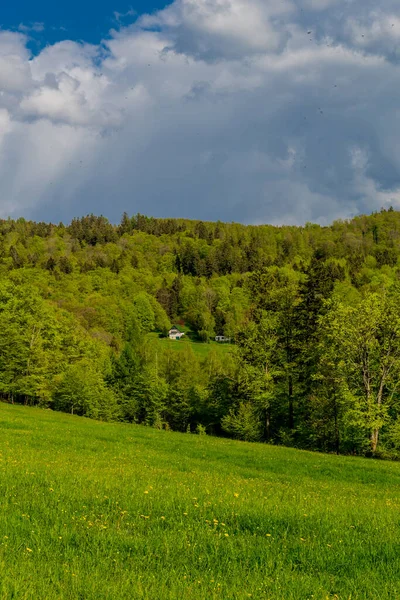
xmin=1 ymin=404 xmax=400 ymax=599
xmin=147 ymin=333 xmax=233 ymax=357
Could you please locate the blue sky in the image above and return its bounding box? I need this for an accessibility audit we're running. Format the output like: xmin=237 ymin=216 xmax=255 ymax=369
xmin=2 ymin=1 xmax=169 ymax=48
xmin=1 ymin=0 xmax=400 ymax=225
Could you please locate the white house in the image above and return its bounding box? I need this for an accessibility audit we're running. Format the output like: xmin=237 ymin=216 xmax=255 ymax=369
xmin=215 ymin=335 xmax=231 ymax=343
xmin=169 ymin=326 xmax=185 ymax=340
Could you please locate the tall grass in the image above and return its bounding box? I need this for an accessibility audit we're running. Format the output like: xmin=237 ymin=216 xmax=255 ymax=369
xmin=1 ymin=403 xmax=400 ymax=599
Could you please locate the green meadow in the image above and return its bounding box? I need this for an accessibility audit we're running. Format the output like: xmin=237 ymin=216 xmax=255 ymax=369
xmin=147 ymin=332 xmax=233 ymax=357
xmin=1 ymin=404 xmax=400 ymax=600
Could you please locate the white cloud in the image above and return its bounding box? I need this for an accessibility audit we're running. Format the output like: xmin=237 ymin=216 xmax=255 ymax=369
xmin=0 ymin=109 xmax=12 ymax=141
xmin=1 ymin=0 xmax=400 ymax=225
xmin=139 ymin=0 xmax=295 ymax=60
xmin=0 ymin=54 xmax=31 ymax=93
xmin=0 ymin=31 xmax=30 ymax=58
xmin=113 ymin=9 xmax=136 ymax=23
xmin=18 ymin=22 xmax=45 ymax=33
xmin=300 ymin=0 xmax=342 ymax=9
xmin=20 ymin=73 xmax=90 ymax=125
xmin=345 ymin=12 xmax=400 ymax=56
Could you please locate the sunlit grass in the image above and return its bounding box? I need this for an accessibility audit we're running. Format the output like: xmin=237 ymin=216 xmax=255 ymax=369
xmin=1 ymin=403 xmax=400 ymax=599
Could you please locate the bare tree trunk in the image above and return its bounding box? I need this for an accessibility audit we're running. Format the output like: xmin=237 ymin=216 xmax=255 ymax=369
xmin=371 ymin=429 xmax=379 ymax=453
xmin=371 ymin=371 xmax=387 ymax=453
xmin=363 ymin=352 xmax=376 ymax=452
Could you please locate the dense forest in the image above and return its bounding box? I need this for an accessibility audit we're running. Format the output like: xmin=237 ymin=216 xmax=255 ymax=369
xmin=3 ymin=209 xmax=400 ymax=457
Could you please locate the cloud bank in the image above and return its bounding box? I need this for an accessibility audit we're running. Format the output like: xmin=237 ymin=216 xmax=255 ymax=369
xmin=1 ymin=0 xmax=400 ymax=224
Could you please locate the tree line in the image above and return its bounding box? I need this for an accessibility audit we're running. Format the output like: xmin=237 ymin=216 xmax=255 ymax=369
xmin=2 ymin=208 xmax=400 ymax=457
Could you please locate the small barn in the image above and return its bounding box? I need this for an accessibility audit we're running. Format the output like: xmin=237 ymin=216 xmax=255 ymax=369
xmin=169 ymin=326 xmax=185 ymax=340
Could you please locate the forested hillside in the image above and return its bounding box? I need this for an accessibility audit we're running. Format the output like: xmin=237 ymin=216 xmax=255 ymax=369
xmin=3 ymin=209 xmax=400 ymax=456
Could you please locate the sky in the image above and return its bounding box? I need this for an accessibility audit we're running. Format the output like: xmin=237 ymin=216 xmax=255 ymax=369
xmin=1 ymin=0 xmax=400 ymax=225
xmin=1 ymin=1 xmax=168 ymax=48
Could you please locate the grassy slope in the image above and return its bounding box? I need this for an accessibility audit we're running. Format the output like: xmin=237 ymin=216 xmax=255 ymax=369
xmin=1 ymin=405 xmax=400 ymax=599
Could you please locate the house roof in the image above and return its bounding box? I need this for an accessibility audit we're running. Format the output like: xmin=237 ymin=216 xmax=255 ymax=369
xmin=169 ymin=325 xmax=183 ymax=332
